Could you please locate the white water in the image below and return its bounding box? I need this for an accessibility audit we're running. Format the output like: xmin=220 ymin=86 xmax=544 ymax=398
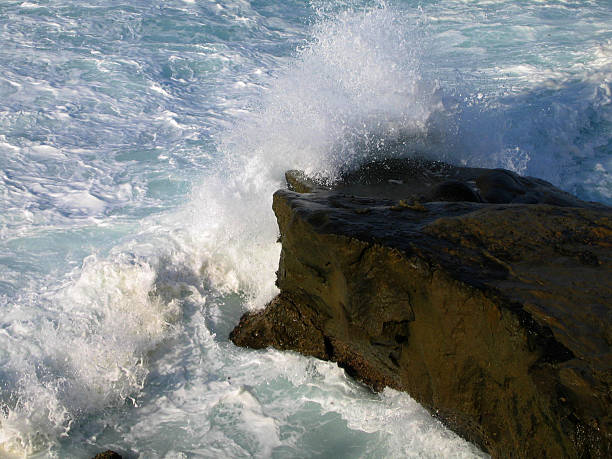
xmin=0 ymin=0 xmax=610 ymax=457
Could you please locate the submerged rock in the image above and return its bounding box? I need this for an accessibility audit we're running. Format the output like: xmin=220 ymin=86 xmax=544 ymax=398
xmin=230 ymin=158 xmax=612 ymax=458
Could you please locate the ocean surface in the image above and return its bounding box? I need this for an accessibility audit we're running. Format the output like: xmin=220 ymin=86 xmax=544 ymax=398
xmin=0 ymin=0 xmax=610 ymax=457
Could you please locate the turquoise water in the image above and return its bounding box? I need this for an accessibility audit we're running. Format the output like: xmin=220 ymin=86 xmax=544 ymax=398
xmin=0 ymin=1 xmax=610 ymax=457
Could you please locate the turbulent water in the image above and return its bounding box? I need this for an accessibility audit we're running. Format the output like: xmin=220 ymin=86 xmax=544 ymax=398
xmin=0 ymin=0 xmax=610 ymax=457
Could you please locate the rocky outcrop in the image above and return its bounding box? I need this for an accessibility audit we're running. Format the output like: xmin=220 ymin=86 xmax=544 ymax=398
xmin=230 ymin=158 xmax=612 ymax=458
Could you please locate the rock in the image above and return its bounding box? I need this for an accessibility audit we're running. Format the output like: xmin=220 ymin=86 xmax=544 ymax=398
xmin=285 ymin=170 xmax=328 ymax=193
xmin=231 ymin=293 xmax=328 ymax=359
xmin=429 ymin=180 xmax=482 ymax=202
xmin=332 ymin=158 xmax=592 ymax=207
xmin=231 ymin=158 xmax=612 ymax=458
xmin=91 ymin=451 xmax=122 ymax=459
xmin=474 ymin=169 xmax=582 ymax=206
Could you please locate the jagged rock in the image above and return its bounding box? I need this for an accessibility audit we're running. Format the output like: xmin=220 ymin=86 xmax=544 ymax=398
xmin=231 ymin=158 xmax=612 ymax=458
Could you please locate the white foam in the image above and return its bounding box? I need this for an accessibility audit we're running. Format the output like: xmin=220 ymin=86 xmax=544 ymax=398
xmin=150 ymin=83 xmax=171 ymax=98
xmin=116 ymin=317 xmax=485 ymax=458
xmin=54 ymin=191 xmax=106 ymax=215
xmin=0 ymin=138 xmax=20 ymax=153
xmin=0 ymin=252 xmax=185 ymax=455
xmin=27 ymin=145 xmax=65 ymax=160
xmin=177 ymin=5 xmax=439 ymax=310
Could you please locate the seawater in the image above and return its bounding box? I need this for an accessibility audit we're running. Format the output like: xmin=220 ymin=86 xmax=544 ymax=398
xmin=0 ymin=0 xmax=609 ymax=457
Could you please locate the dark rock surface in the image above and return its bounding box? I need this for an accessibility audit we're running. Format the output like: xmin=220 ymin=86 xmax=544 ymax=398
xmin=231 ymin=158 xmax=612 ymax=458
xmin=91 ymin=451 xmax=122 ymax=459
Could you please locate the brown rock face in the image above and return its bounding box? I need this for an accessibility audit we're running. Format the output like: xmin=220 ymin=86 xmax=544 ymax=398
xmin=230 ymin=159 xmax=612 ymax=458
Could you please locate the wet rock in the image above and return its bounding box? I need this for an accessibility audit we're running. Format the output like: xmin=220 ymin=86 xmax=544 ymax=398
xmin=230 ymin=293 xmax=328 ymax=359
xmin=333 ymin=158 xmax=592 ymax=208
xmin=285 ymin=170 xmax=328 ymax=193
xmin=429 ymin=180 xmax=482 ymax=202
xmin=231 ymin=158 xmax=612 ymax=458
xmin=474 ymin=168 xmax=582 ymax=206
